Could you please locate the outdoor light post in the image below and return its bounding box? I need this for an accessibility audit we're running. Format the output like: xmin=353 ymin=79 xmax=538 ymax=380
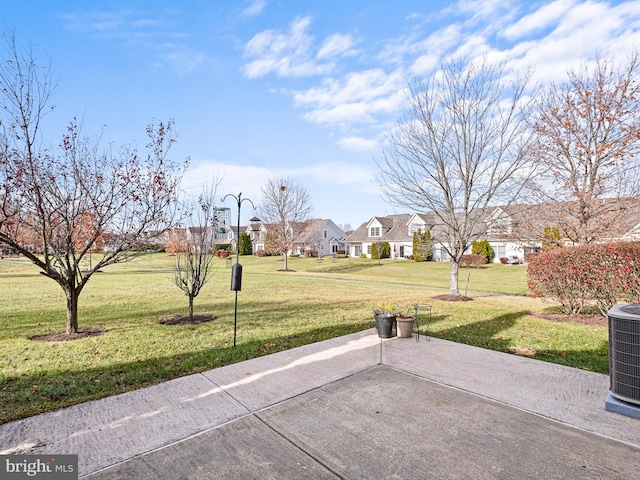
xmin=221 ymin=192 xmax=255 ymax=347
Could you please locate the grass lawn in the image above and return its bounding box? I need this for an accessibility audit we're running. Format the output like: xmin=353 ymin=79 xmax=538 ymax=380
xmin=0 ymin=254 xmax=608 ymax=424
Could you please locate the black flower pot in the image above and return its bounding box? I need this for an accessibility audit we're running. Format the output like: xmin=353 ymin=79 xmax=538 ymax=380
xmin=374 ymin=313 xmax=396 ymax=338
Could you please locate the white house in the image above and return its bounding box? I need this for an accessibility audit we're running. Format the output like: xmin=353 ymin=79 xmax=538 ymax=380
xmin=291 ymin=218 xmax=347 ymax=257
xmin=347 ymin=214 xmax=412 ymax=259
xmin=347 ymin=209 xmax=540 ymax=262
xmin=347 ymin=199 xmax=640 ymax=263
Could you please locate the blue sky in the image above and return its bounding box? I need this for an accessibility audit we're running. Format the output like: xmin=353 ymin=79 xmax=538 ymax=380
xmin=5 ymin=0 xmax=640 ymax=229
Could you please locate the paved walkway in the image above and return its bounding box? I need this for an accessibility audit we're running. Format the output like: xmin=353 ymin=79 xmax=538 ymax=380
xmin=1 ymin=331 xmax=639 ymax=478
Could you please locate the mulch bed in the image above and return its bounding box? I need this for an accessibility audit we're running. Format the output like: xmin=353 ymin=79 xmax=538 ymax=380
xmin=31 ymin=328 xmax=107 ymax=342
xmin=159 ymin=314 xmax=217 ymax=325
xmin=433 ymin=294 xmax=473 ymax=302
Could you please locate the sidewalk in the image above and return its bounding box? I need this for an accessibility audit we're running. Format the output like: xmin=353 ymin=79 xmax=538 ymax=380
xmin=1 ymin=330 xmax=639 ymax=479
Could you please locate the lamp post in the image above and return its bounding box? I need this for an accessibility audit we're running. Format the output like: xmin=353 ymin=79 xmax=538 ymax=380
xmin=221 ymin=192 xmax=255 ymax=347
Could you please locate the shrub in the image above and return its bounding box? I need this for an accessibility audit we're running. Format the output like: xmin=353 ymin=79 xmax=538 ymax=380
xmin=499 ymin=257 xmax=508 ymax=264
xmin=527 ymin=241 xmax=640 ymax=316
xmin=254 ymin=249 xmax=268 ymax=257
xmin=542 ymin=226 xmax=563 ymax=250
xmin=371 ymin=241 xmax=392 ymax=260
xmin=381 ymin=242 xmax=391 ymax=259
xmin=527 ymin=248 xmax=591 ymax=314
xmin=238 ymin=233 xmax=252 ymax=255
xmin=472 ymin=240 xmax=494 ymax=263
xmin=460 ymin=254 xmax=487 ymax=268
xmin=371 ymin=242 xmax=379 ymax=259
xmin=412 ymin=230 xmax=433 ymax=262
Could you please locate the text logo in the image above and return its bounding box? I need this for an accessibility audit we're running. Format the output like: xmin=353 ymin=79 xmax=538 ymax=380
xmin=1 ymin=455 xmax=78 ymax=479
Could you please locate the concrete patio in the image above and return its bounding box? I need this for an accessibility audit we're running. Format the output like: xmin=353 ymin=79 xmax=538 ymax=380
xmin=1 ymin=330 xmax=639 ymax=478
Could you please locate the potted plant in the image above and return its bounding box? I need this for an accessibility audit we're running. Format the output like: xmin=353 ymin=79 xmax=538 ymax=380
xmin=395 ymin=307 xmax=416 ymax=338
xmin=374 ymin=301 xmax=396 ymax=338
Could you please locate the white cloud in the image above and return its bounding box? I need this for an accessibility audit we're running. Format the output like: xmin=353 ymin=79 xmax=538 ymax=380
xmin=499 ymin=0 xmax=640 ymax=82
xmin=337 ymin=136 xmax=380 ymax=152
xmin=502 ymin=0 xmax=577 ymax=40
xmin=317 ymin=33 xmax=356 ymax=60
xmin=242 ymin=16 xmax=336 ymax=78
xmin=182 ymin=159 xmax=375 ymax=217
xmin=241 ymin=0 xmax=267 ymax=18
xmin=288 ymin=163 xmax=375 ymax=192
xmin=292 ymin=69 xmax=407 ymax=128
xmin=242 ymin=0 xmax=640 ymax=158
xmin=182 ymin=161 xmax=272 ymax=202
xmin=451 ymin=0 xmax=517 ymax=26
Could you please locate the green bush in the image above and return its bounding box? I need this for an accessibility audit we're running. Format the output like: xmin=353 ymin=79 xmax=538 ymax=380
xmin=412 ymin=230 xmax=433 ymax=262
xmin=472 ymin=240 xmax=494 ymax=263
xmin=542 ymin=226 xmax=563 ymax=250
xmin=238 ymin=233 xmax=252 ymax=255
xmin=381 ymin=242 xmax=391 ymax=259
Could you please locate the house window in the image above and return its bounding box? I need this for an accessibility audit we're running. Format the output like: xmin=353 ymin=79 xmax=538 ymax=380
xmin=367 ymin=245 xmax=372 ymax=255
xmin=323 ymin=229 xmax=328 ymax=238
xmin=496 ymin=245 xmax=505 ymax=259
xmin=440 ymin=248 xmax=449 ymax=261
xmin=409 ymin=224 xmax=425 ymax=234
xmin=354 ymin=245 xmax=362 ymax=256
xmin=370 ymin=227 xmax=380 ymax=237
xmin=332 ymin=244 xmax=338 ymax=253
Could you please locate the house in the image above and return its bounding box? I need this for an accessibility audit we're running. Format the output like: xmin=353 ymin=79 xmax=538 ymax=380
xmin=291 ymin=218 xmax=347 ymax=257
xmin=348 ymin=198 xmax=640 ymax=263
xmin=239 ymin=218 xmax=346 ymax=257
xmin=347 ymin=214 xmax=412 ymax=259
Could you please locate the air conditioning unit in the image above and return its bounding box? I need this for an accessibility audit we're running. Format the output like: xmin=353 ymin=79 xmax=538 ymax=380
xmin=608 ymin=303 xmax=640 ymax=405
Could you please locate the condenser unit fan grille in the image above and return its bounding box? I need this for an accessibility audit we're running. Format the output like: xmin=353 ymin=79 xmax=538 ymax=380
xmin=609 ymin=304 xmax=640 ymax=405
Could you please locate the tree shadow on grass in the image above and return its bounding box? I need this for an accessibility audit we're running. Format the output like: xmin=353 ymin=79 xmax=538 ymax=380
xmin=427 ymin=310 xmax=610 ymax=375
xmin=429 ymin=310 xmax=531 ymax=353
xmin=0 ymin=322 xmax=371 ymax=424
xmin=533 ymin=339 xmax=609 ymax=374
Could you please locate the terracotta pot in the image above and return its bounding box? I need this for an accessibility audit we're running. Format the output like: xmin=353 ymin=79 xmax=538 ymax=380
xmin=396 ymin=315 xmax=416 ymax=338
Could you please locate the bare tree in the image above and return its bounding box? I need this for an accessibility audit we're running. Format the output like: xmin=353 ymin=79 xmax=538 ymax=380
xmin=528 ymin=51 xmax=640 ymax=244
xmin=376 ymin=56 xmax=535 ymax=296
xmin=258 ymin=177 xmax=312 ymax=270
xmin=0 ymin=32 xmax=186 ymax=334
xmin=173 ymin=181 xmax=221 ymax=322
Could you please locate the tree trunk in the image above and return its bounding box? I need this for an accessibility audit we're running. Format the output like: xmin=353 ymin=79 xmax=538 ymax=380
xmin=449 ymin=260 xmax=460 ymax=296
xmin=65 ymin=287 xmax=80 ymax=334
xmin=283 ymin=252 xmax=289 ymax=270
xmin=188 ymin=295 xmax=194 ymax=322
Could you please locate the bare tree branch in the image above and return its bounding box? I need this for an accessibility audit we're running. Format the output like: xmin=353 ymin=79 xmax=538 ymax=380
xmin=258 ymin=176 xmax=312 ymax=270
xmin=527 ymin=50 xmax=640 ymax=244
xmin=376 ymin=55 xmax=536 ymax=295
xmin=0 ymin=32 xmax=187 ymax=333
